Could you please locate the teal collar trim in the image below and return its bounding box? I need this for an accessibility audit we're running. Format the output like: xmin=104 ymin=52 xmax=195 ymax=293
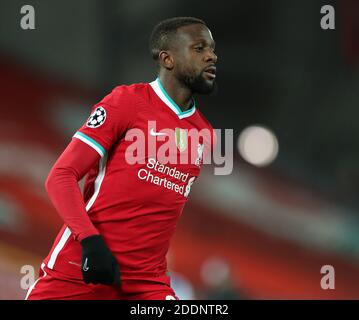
xmin=149 ymin=78 xmax=197 ymax=119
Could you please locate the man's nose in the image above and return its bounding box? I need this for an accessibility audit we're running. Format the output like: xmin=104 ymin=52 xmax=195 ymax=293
xmin=205 ymin=50 xmax=217 ymax=63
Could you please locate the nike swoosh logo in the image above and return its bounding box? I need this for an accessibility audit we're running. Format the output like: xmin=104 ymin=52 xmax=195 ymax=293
xmin=83 ymin=258 xmax=89 ymax=272
xmin=150 ymin=128 xmax=167 ymax=136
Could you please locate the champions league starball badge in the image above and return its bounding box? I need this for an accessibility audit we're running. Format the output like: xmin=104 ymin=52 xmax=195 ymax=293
xmin=86 ymin=106 xmax=107 ymax=128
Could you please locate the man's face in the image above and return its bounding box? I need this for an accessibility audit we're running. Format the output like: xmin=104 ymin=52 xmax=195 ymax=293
xmin=171 ymin=24 xmax=217 ymax=94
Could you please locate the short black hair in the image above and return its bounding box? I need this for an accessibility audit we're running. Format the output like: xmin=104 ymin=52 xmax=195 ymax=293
xmin=149 ymin=17 xmax=206 ymax=61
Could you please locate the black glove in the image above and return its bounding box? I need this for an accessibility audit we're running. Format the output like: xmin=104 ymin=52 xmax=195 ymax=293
xmin=80 ymin=235 xmax=120 ymax=286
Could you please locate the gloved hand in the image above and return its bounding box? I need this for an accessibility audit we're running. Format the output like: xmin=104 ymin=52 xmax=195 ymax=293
xmin=80 ymin=235 xmax=120 ymax=286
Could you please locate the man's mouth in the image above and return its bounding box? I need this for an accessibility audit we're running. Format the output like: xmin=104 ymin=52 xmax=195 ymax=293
xmin=203 ymin=66 xmax=216 ymax=80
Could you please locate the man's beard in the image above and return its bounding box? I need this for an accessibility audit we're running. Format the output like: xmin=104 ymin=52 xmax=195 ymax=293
xmin=179 ymin=71 xmax=217 ymax=95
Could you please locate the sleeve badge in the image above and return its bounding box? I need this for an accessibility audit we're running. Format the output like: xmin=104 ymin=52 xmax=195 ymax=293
xmin=86 ymin=106 xmax=107 ymax=128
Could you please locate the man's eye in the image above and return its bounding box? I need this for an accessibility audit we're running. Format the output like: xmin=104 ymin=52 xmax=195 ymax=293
xmin=195 ymin=46 xmax=204 ymax=52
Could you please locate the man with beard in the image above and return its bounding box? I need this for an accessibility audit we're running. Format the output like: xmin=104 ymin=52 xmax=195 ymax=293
xmin=26 ymin=17 xmax=217 ymax=300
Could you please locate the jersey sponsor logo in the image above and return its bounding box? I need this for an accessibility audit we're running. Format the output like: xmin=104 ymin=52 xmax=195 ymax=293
xmin=175 ymin=128 xmax=187 ymax=152
xmin=137 ymin=158 xmax=196 ymax=198
xmin=86 ymin=106 xmax=106 ymax=128
xmin=150 ymin=128 xmax=167 ymax=136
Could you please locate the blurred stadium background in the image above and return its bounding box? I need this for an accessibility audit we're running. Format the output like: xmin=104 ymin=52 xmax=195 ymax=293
xmin=1 ymin=0 xmax=359 ymax=299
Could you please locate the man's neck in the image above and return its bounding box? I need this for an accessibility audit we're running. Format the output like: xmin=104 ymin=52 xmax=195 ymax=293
xmin=158 ymin=73 xmax=193 ymax=112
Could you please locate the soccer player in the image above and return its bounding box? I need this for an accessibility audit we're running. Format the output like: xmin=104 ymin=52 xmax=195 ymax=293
xmin=26 ymin=16 xmax=217 ymax=300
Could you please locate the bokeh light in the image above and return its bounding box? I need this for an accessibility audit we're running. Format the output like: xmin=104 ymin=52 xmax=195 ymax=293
xmin=238 ymin=125 xmax=279 ymax=167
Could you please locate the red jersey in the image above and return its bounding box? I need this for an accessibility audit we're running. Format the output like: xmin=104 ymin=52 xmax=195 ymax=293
xmin=43 ymin=78 xmax=215 ymax=282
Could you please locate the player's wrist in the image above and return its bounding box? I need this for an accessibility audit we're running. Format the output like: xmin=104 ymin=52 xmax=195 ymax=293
xmin=80 ymin=234 xmax=105 ymax=248
xmin=77 ymin=229 xmax=100 ymax=242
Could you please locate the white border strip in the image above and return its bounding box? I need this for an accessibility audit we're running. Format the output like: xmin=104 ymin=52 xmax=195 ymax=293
xmin=150 ymin=80 xmax=180 ymax=115
xmin=47 ymin=227 xmax=72 ymax=269
xmin=73 ymin=132 xmax=105 ymax=158
xmin=24 ymin=263 xmax=47 ymax=300
xmin=178 ymin=107 xmax=196 ymax=119
xmin=149 ymin=80 xmax=196 ymax=120
xmin=85 ymin=155 xmax=107 ymax=211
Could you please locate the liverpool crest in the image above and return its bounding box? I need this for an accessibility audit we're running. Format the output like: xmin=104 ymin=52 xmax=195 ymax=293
xmin=195 ymin=143 xmax=204 ymax=166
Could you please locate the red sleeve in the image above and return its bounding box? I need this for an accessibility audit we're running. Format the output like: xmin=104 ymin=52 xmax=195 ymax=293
xmin=45 ymin=86 xmax=139 ymax=241
xmin=74 ymin=86 xmax=138 ymax=154
xmin=45 ymin=138 xmax=101 ymax=241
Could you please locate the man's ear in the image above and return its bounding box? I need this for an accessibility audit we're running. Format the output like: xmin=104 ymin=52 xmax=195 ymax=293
xmin=159 ymin=51 xmax=174 ymax=70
